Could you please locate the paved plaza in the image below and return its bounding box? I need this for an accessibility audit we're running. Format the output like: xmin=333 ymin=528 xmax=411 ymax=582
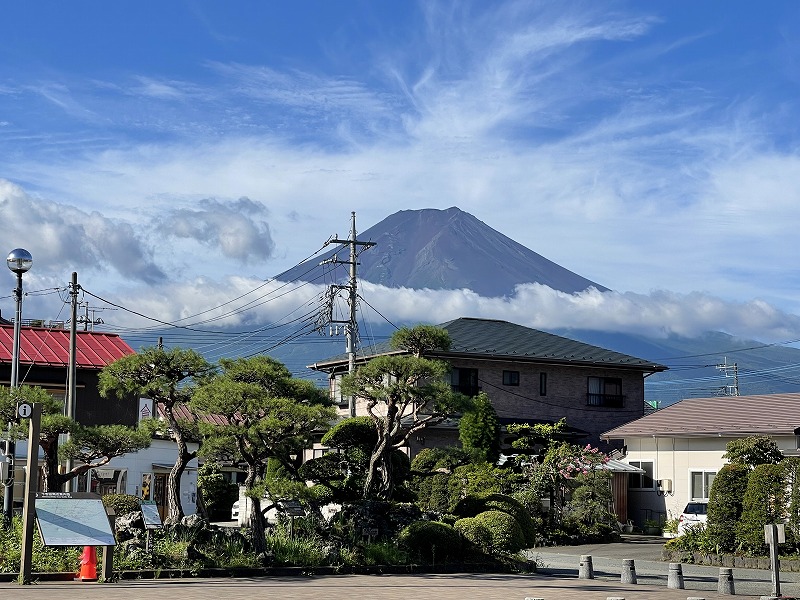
xmin=0 ymin=573 xmax=765 ymax=600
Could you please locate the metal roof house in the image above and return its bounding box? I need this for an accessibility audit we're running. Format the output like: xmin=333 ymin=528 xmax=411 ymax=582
xmin=601 ymin=392 xmax=800 ymax=528
xmin=310 ymin=317 xmax=668 ymax=452
xmin=0 ymin=323 xmax=137 ymax=426
xmin=0 ymin=323 xmax=204 ymax=520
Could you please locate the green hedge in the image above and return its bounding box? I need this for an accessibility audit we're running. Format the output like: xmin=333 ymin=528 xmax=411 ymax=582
xmin=737 ymin=463 xmax=787 ymax=554
xmin=707 ymin=463 xmax=749 ymax=552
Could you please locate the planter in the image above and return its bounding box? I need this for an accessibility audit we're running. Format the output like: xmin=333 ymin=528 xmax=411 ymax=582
xmin=622 ymin=525 xmax=634 ymax=534
xmin=662 ymin=531 xmax=678 ymax=539
xmin=645 ymin=527 xmax=662 ymax=535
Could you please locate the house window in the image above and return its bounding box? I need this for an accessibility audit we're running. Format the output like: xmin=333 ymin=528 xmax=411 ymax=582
xmin=628 ymin=461 xmax=654 ymax=489
xmin=502 ymin=370 xmax=520 ymax=386
xmin=539 ymin=372 xmax=547 ymax=396
xmin=451 ymin=368 xmax=479 ymax=396
xmin=690 ymin=470 xmax=716 ymax=500
xmin=587 ymin=376 xmax=624 ymax=407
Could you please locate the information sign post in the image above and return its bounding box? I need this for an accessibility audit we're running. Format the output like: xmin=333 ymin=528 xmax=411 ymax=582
xmin=19 ymin=402 xmax=41 ymax=585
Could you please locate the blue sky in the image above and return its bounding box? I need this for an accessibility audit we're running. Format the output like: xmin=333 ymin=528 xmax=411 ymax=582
xmin=1 ymin=1 xmax=799 ymax=347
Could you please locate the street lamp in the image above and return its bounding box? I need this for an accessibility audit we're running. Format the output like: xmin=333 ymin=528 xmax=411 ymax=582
xmin=3 ymin=248 xmax=32 ymax=525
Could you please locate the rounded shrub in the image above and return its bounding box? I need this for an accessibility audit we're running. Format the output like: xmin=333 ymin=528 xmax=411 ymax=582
xmin=706 ymin=463 xmax=749 ymax=552
xmin=454 ymin=516 xmax=492 ymax=551
xmin=397 ymin=520 xmax=462 ymax=563
xmin=474 ymin=509 xmax=526 ymax=553
xmin=321 ymin=416 xmax=377 ymax=450
xmin=102 ymin=493 xmax=141 ymax=516
xmin=452 ymin=492 xmax=537 ymax=547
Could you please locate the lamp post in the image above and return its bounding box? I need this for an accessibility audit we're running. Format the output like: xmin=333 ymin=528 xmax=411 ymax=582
xmin=3 ymin=248 xmax=32 ymax=525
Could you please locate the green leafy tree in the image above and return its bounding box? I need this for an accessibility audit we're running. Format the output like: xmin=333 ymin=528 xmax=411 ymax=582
xmin=190 ymin=355 xmax=335 ymax=555
xmin=341 ymin=326 xmax=471 ymax=499
xmin=99 ymin=347 xmax=213 ymax=523
xmin=724 ymin=435 xmax=783 ymax=469
xmin=737 ymin=462 xmax=787 ymax=554
xmin=1 ymin=386 xmax=150 ymax=493
xmin=458 ymin=392 xmax=500 ymax=463
xmin=540 ymin=442 xmax=611 ymax=529
xmin=706 ymin=463 xmax=749 ymax=552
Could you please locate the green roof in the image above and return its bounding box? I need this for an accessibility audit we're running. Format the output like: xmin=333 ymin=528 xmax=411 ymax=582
xmin=311 ymin=317 xmax=667 ymax=372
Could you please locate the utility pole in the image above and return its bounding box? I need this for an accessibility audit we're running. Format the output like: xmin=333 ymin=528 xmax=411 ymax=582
xmin=319 ymin=212 xmax=375 ymax=417
xmin=716 ymin=357 xmax=740 ymax=396
xmin=65 ymin=272 xmax=79 ymax=491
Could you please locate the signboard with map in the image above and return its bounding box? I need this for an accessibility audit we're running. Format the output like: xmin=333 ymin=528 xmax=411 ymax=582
xmin=35 ymin=493 xmax=116 ymax=547
xmin=140 ymin=501 xmax=162 ymax=529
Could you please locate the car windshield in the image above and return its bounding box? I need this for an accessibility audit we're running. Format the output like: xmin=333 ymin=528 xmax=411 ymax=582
xmin=683 ymin=503 xmax=708 ymax=515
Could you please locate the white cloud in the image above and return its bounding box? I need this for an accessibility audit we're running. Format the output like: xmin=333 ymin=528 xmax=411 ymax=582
xmin=0 ymin=179 xmax=166 ymax=283
xmin=155 ymin=196 xmax=276 ymax=261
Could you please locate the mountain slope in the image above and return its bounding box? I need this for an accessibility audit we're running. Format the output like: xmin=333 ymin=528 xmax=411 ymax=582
xmin=277 ymin=207 xmax=607 ymax=296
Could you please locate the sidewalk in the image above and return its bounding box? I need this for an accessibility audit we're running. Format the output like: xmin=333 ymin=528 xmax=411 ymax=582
xmin=529 ymin=534 xmax=798 ymax=598
xmin=0 ymin=573 xmax=766 ymax=599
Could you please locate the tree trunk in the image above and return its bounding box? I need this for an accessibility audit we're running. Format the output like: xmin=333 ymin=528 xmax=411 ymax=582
xmin=364 ymin=433 xmax=394 ymax=499
xmin=244 ymin=466 xmax=267 ymax=557
xmin=163 ymin=404 xmax=195 ymax=524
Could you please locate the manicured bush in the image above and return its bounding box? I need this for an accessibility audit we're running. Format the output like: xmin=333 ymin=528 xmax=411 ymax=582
xmin=707 ymin=463 xmax=749 ymax=552
xmin=102 ymin=493 xmax=141 ymax=516
xmin=454 ymin=516 xmax=492 ymax=551
xmin=737 ymin=463 xmax=787 ymax=555
xmin=452 ymin=492 xmax=537 ymax=547
xmin=397 ymin=520 xmax=462 ymax=563
xmin=473 ymin=509 xmax=526 ymax=553
xmin=420 ymin=472 xmax=451 ymax=513
xmin=321 ymin=416 xmax=377 ymax=449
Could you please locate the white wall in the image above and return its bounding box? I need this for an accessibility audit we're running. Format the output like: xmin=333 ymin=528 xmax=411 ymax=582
xmin=623 ymin=434 xmax=798 ymax=526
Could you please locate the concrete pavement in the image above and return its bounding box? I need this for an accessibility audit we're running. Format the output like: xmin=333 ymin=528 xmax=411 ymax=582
xmin=0 ymin=573 xmax=767 ymax=599
xmin=0 ymin=535 xmax=790 ymax=598
xmin=529 ymin=534 xmax=798 ymax=598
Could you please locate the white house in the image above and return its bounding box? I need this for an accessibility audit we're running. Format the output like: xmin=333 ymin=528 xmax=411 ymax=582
xmin=601 ymin=392 xmax=800 ymax=527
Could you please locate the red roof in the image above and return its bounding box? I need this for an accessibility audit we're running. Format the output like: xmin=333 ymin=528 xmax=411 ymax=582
xmin=0 ymin=325 xmax=134 ymax=369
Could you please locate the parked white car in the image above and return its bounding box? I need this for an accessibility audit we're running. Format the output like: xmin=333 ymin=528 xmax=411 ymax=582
xmin=677 ymin=502 xmax=708 ymax=534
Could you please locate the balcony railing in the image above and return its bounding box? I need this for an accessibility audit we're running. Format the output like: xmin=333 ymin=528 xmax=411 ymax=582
xmin=587 ymin=393 xmax=625 ymax=407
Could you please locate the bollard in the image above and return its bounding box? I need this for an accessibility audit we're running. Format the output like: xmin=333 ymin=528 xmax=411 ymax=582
xmin=621 ymin=558 xmax=637 ymax=584
xmin=718 ymin=567 xmax=735 ymax=595
xmin=668 ymin=562 xmax=685 ymax=589
xmin=579 ymin=554 xmax=594 ymax=579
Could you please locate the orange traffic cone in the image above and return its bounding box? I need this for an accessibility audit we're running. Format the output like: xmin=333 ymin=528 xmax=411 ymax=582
xmin=77 ymin=545 xmax=97 ymax=581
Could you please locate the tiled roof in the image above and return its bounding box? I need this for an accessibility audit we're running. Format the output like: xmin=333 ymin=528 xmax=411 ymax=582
xmin=0 ymin=325 xmax=134 ymax=369
xmin=311 ymin=317 xmax=666 ymax=372
xmin=602 ymin=392 xmax=800 ymax=439
xmin=159 ymin=402 xmax=229 ymax=427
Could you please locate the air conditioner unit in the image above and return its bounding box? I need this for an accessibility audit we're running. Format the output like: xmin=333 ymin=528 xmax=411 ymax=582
xmin=656 ymin=478 xmax=672 ymax=493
